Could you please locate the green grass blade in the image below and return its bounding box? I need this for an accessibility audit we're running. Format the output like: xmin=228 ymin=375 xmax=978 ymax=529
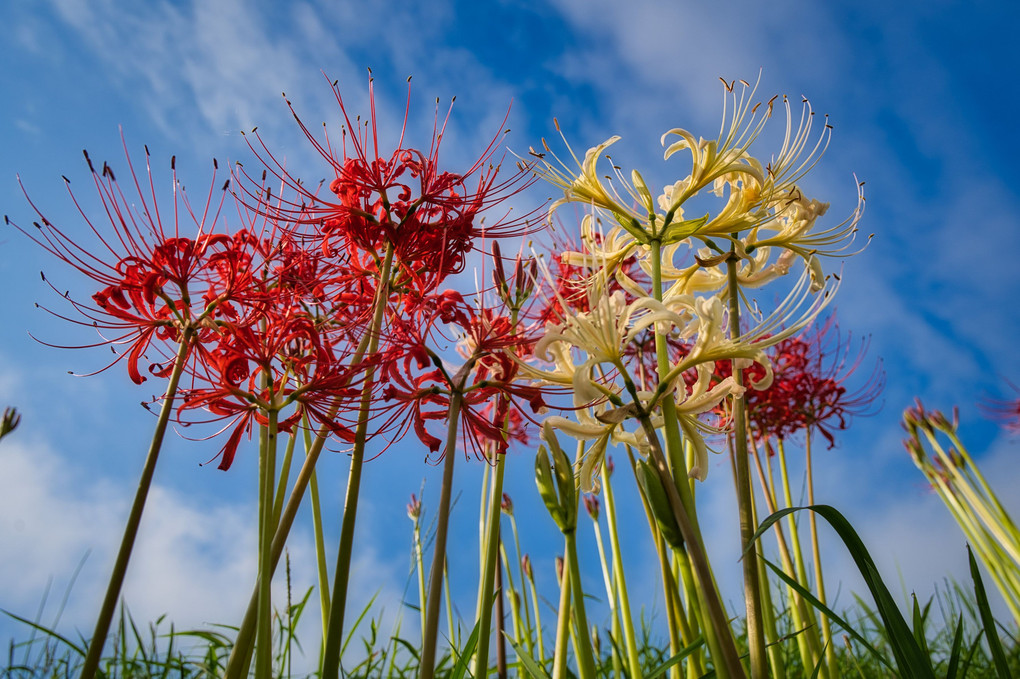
xmin=504 ymin=632 xmax=552 ymax=679
xmin=911 ymin=594 xmax=932 ymax=661
xmin=760 ymin=555 xmax=891 ymax=671
xmin=449 ymin=620 xmax=480 ymax=679
xmin=968 ymin=546 xmax=1011 ymax=678
xmin=341 ymin=591 xmax=380 ymax=656
xmin=945 ymin=614 xmax=964 ymax=679
xmin=2 ymin=609 xmax=86 ymax=657
xmin=645 ymin=635 xmax=705 ymax=679
xmin=753 ymin=505 xmax=937 ymax=678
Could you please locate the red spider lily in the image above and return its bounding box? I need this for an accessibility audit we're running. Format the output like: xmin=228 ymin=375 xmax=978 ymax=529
xmin=710 ymin=316 xmax=884 ymax=446
xmin=10 ymin=141 xmax=265 ymax=384
xmin=980 ymin=382 xmax=1020 ymax=432
xmin=374 ymin=290 xmax=545 ymax=459
xmin=178 ymin=302 xmax=363 ymax=470
xmin=237 ymin=76 xmax=538 ymax=294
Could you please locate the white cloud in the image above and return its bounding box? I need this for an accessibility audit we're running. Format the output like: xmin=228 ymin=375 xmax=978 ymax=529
xmin=0 ymin=435 xmax=408 ymax=671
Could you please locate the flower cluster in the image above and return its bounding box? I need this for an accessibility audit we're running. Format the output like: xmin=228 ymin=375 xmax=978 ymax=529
xmin=16 ymin=80 xmax=543 ymax=470
xmin=525 ymin=78 xmax=866 ymax=489
xmin=707 ymin=318 xmax=884 ymax=446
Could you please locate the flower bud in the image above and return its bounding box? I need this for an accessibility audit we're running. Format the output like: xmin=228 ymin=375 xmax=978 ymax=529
xmin=406 ymin=494 xmax=422 ymax=522
xmin=501 ymin=492 xmax=514 ymax=515
xmin=583 ymin=494 xmax=600 ymax=521
xmin=521 ymin=554 xmax=533 ymax=580
xmin=634 ymin=458 xmax=684 ymax=550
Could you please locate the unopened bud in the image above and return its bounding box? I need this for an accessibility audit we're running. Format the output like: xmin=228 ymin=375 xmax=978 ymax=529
xmin=634 ymin=458 xmax=684 ymax=550
xmin=555 ymin=556 xmax=565 ymax=583
xmin=583 ymin=494 xmax=600 ymax=521
xmin=521 ymin=554 xmax=533 ymax=580
xmin=501 ymin=492 xmax=514 ymax=515
xmin=406 ymin=494 xmax=422 ymax=521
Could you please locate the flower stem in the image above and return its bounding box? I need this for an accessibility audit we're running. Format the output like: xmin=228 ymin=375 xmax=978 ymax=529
xmin=255 ymin=407 xmax=279 ymax=679
xmin=319 ymin=243 xmax=394 ymax=679
xmin=80 ymin=332 xmax=193 ymax=679
xmin=565 ymin=528 xmax=597 ymax=679
xmin=805 ymin=429 xmax=838 ymax=676
xmin=420 ymin=390 xmax=464 ymax=679
xmin=725 ymin=250 xmax=768 ymax=679
xmin=474 ymin=445 xmax=508 ymax=677
xmin=551 ymin=554 xmax=572 ymax=679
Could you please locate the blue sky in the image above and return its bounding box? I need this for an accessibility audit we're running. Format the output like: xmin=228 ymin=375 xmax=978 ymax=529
xmin=1 ymin=0 xmax=1019 ymax=666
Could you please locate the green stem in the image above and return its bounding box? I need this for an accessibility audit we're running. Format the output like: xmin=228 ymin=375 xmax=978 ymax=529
xmin=271 ymin=426 xmax=299 ymax=530
xmin=255 ymin=407 xmax=279 ymax=679
xmin=508 ymin=515 xmax=536 ymax=657
xmin=602 ymin=461 xmax=643 ymax=679
xmin=474 ymin=447 xmax=508 ymax=677
xmin=565 ymin=529 xmax=597 ymax=679
xmin=319 ymin=243 xmax=394 ymax=679
xmin=525 ymin=560 xmax=546 ymax=662
xmin=309 ymin=463 xmax=330 ymax=641
xmin=762 ymin=438 xmax=822 ymax=673
xmin=414 ymin=516 xmax=428 ymax=641
xmin=80 ymin=332 xmax=193 ymax=679
xmin=805 ymin=430 xmax=838 ymax=677
xmin=725 ymin=249 xmax=768 ymax=679
xmin=551 ymin=555 xmax=571 ymax=679
xmin=420 ymin=390 xmax=465 ymax=679
xmin=223 ymin=407 xmax=337 ymax=679
xmin=445 ymin=562 xmax=459 ymax=662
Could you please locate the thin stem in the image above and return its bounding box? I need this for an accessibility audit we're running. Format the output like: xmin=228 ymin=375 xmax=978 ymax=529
xmin=805 ymin=429 xmax=838 ymax=676
xmin=223 ymin=405 xmax=339 ymax=679
xmin=319 ymin=242 xmax=394 ymax=679
xmin=413 ymin=515 xmax=427 ymax=641
xmin=255 ymin=408 xmax=279 ymax=679
xmin=508 ymin=515 xmax=536 ymax=657
xmin=525 ymin=560 xmax=546 ymax=662
xmin=420 ymin=390 xmax=465 ymax=679
xmin=474 ymin=447 xmax=508 ymax=677
xmin=80 ymin=332 xmax=193 ymax=679
xmin=565 ymin=530 xmax=597 ymax=679
xmin=601 ymin=463 xmax=643 ymax=679
xmin=495 ymin=550 xmax=508 ymax=679
xmin=551 ymin=555 xmax=571 ymax=679
xmin=725 ymin=249 xmax=768 ymax=679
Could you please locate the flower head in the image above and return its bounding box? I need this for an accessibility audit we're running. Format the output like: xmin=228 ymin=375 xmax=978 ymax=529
xmin=240 ymin=76 xmax=537 ymax=294
xmin=11 ymin=141 xmax=262 ymax=384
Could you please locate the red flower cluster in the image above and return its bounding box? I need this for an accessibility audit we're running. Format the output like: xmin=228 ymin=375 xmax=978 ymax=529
xmin=710 ymin=318 xmax=884 ymax=446
xmin=980 ymin=382 xmax=1020 ymax=433
xmin=16 ymin=80 xmax=545 ymax=469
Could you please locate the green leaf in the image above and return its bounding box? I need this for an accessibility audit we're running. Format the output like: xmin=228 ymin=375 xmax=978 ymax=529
xmin=759 ymin=555 xmax=891 ymax=672
xmin=449 ymin=621 xmax=480 ymax=679
xmin=945 ymin=614 xmax=964 ymax=679
xmin=752 ymin=505 xmax=937 ymax=679
xmin=968 ymin=546 xmax=1011 ymax=678
xmin=645 ymin=636 xmax=705 ymax=679
xmin=504 ymin=632 xmax=553 ymax=679
xmin=661 ymin=214 xmax=709 ymax=244
xmin=2 ymin=608 xmax=86 ymax=657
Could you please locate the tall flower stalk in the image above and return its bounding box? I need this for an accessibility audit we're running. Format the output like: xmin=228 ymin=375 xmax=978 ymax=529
xmin=11 ymin=143 xmax=257 ymax=679
xmin=527 ymin=76 xmax=864 ymax=676
xmin=905 ymin=402 xmax=1020 ymax=625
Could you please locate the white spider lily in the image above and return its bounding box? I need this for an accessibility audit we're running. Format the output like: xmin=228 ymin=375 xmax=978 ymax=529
xmin=660 ymin=79 xmax=772 ymax=209
xmin=542 ymin=408 xmax=647 ymax=492
xmin=533 ymin=129 xmax=660 ymax=232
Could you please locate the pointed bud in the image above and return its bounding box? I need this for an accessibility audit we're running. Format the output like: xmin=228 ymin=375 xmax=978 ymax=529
xmin=634 ymin=459 xmax=684 ymax=550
